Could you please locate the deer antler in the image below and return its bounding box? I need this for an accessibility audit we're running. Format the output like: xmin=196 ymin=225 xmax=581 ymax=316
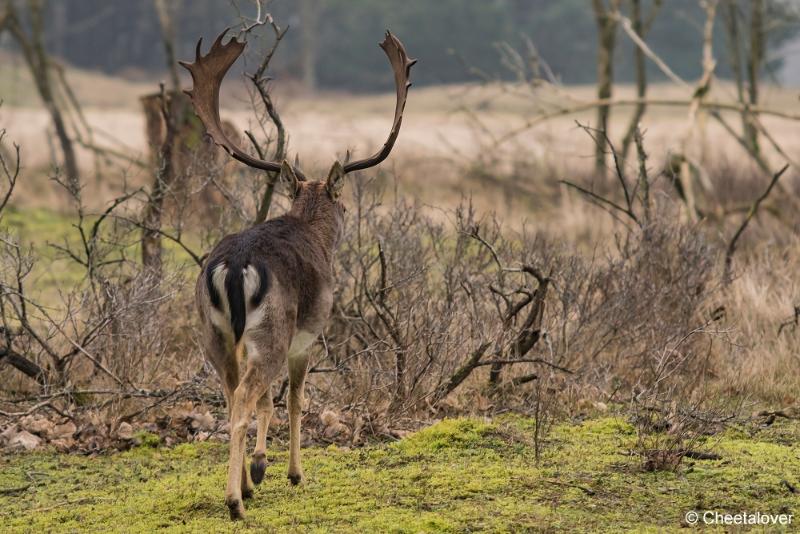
xmin=179 ymin=29 xmax=306 ymax=180
xmin=342 ymin=31 xmax=416 ymax=174
xmin=180 ymin=29 xmax=415 ymax=180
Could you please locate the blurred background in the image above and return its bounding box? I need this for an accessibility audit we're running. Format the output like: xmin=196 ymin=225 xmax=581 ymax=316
xmin=1 ymin=0 xmax=799 ymax=213
xmin=2 ymin=0 xmax=800 ymax=89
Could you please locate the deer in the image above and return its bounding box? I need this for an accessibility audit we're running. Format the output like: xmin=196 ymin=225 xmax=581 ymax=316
xmin=179 ymin=29 xmax=415 ymax=519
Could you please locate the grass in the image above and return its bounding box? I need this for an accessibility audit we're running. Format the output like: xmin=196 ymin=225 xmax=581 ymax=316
xmin=1 ymin=205 xmax=199 ymax=304
xmin=1 ymin=206 xmax=88 ymax=301
xmin=0 ymin=416 xmax=797 ymax=533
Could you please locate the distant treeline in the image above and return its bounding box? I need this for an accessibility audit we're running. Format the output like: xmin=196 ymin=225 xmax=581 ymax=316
xmin=1 ymin=0 xmax=794 ymax=91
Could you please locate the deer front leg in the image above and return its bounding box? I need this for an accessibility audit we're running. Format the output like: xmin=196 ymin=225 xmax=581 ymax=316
xmin=287 ymin=353 xmax=309 ymax=485
xmin=250 ymin=388 xmax=274 ymax=485
xmin=225 ymin=368 xmax=267 ymax=520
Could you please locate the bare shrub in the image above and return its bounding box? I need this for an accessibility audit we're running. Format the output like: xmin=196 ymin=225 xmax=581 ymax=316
xmin=1 ymin=104 xmax=775 ymax=464
xmin=277 ymin=154 xmax=729 ymax=452
xmin=0 ymin=158 xmax=201 ymax=436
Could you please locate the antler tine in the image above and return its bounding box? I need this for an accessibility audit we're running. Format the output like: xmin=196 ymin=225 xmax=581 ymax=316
xmin=342 ymin=31 xmax=416 ymax=174
xmin=179 ymin=29 xmax=306 ymax=180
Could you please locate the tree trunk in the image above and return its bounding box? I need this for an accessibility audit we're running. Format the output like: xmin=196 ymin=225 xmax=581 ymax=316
xmin=298 ymin=0 xmax=320 ymax=91
xmin=745 ymin=0 xmax=763 ymax=156
xmin=592 ymin=0 xmax=620 ymax=177
xmin=141 ymin=0 xmax=186 ymax=276
xmin=723 ymin=0 xmax=748 ymax=143
xmin=140 ymin=94 xmax=185 ymax=276
xmin=153 ymin=0 xmax=181 ymax=92
xmin=5 ymin=0 xmax=80 ymax=196
xmin=620 ymin=0 xmax=651 ymax=164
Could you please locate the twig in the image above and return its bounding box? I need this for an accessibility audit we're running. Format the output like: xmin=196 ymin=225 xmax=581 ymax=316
xmin=0 ymin=134 xmax=20 ymax=215
xmin=613 ymin=10 xmax=689 ymax=88
xmin=681 ymin=449 xmax=722 ymax=460
xmin=576 ymin=121 xmax=635 ymax=221
xmin=724 ymin=164 xmax=788 ymax=283
xmin=29 ymin=496 xmax=112 ymax=514
xmin=0 ymin=399 xmax=71 ymax=419
xmin=544 ymin=479 xmax=596 ymax=496
xmin=434 ymin=341 xmax=492 ymax=400
xmin=473 ymin=358 xmax=573 ymax=374
xmin=560 ymin=180 xmax=638 ymax=225
xmin=74 ymin=139 xmax=146 ymax=169
xmin=465 ymin=227 xmax=548 ymax=283
xmin=0 ymin=347 xmax=46 ymax=385
xmin=777 ymin=306 xmax=799 ymax=336
xmin=17 ymin=298 xmax=124 ymax=387
xmin=244 ymin=13 xmax=290 ymax=224
xmin=493 ymin=97 xmax=800 ymax=147
xmin=112 ymin=214 xmax=204 ymax=267
xmin=0 ymin=484 xmax=31 ymax=496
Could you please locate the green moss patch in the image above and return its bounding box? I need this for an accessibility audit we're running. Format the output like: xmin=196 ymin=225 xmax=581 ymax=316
xmin=0 ymin=416 xmax=798 ymax=532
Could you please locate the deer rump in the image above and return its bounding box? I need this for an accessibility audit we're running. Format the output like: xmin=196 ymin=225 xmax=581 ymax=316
xmin=206 ymin=256 xmax=270 ymax=343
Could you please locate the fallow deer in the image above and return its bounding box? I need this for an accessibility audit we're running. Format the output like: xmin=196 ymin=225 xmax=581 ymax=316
xmin=180 ymin=29 xmax=415 ymax=519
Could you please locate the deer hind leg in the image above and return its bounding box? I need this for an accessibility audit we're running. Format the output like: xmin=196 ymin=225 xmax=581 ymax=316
xmin=225 ymin=363 xmax=269 ymax=520
xmin=201 ymin=329 xmax=255 ymax=512
xmin=250 ymin=386 xmax=274 ymax=485
xmin=287 ymin=351 xmax=310 ymax=485
xmin=210 ymin=340 xmax=254 ymax=501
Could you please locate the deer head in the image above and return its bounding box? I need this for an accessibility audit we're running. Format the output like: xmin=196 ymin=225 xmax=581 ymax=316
xmin=179 ymin=29 xmax=416 ymax=201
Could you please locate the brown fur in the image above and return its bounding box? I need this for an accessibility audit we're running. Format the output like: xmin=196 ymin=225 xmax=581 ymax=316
xmin=196 ymin=177 xmax=344 ymax=519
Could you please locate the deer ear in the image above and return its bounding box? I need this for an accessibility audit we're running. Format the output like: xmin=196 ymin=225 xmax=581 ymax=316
xmin=326 ymin=161 xmax=345 ymax=199
xmin=280 ymin=160 xmax=301 ymax=197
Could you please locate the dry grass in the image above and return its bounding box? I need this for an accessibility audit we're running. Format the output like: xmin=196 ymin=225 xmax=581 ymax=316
xmin=3 ymin=61 xmax=799 ymax=217
xmin=0 ymin=51 xmax=155 ymax=109
xmin=1 ymin=62 xmax=798 ymax=445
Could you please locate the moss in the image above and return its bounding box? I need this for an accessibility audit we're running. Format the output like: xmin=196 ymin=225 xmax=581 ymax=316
xmin=133 ymin=431 xmax=162 ymax=448
xmin=395 ymin=417 xmax=497 ymax=454
xmin=0 ymin=416 xmax=797 ymax=532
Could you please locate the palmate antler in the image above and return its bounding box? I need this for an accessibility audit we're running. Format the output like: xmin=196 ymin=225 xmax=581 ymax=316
xmin=179 ymin=29 xmax=416 ymax=181
xmin=342 ymin=32 xmax=416 ymax=173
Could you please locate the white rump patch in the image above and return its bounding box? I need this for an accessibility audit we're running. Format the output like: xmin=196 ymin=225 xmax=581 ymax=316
xmin=208 ymin=263 xmax=230 ymax=331
xmin=243 ymin=265 xmax=267 ymax=332
xmin=242 ymin=265 xmax=262 ymax=304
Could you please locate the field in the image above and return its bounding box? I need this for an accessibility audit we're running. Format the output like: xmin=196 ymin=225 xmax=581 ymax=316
xmin=4 ymin=56 xmax=800 ymax=221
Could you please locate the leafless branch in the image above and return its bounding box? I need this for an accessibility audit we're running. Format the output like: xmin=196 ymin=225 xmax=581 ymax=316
xmin=0 ymin=131 xmax=20 ymax=215
xmin=723 ymin=163 xmax=788 ymax=283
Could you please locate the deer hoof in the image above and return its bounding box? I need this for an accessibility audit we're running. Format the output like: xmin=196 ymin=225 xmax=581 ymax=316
xmin=287 ymin=472 xmax=303 ymax=486
xmin=250 ymin=453 xmax=268 ymax=485
xmin=226 ymin=498 xmax=245 ymax=520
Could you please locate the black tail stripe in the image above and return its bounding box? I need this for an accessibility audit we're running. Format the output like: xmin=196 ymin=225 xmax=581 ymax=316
xmin=206 ymin=259 xmax=269 ymax=343
xmin=205 ymin=257 xmax=224 ymax=309
xmin=225 ymin=264 xmax=247 ymax=343
xmin=251 ymin=262 xmax=270 ymax=307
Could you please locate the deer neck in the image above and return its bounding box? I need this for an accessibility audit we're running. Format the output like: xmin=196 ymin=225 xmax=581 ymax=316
xmin=288 ymin=201 xmax=342 ymax=261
